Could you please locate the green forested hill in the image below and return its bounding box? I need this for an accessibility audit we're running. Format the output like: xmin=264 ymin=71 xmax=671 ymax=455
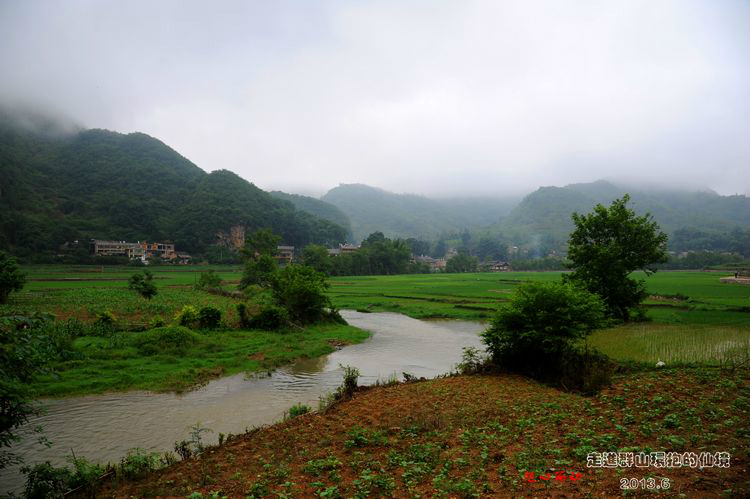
xmin=321 ymin=183 xmax=517 ymax=241
xmin=0 ymin=119 xmax=347 ymax=258
xmin=498 ymin=180 xmax=750 ymax=252
xmin=270 ymin=190 xmax=353 ymax=241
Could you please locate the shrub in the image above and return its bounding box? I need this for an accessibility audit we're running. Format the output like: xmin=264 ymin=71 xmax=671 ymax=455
xmin=175 ymin=305 xmax=199 ymax=328
xmin=194 ymin=270 xmax=223 ymax=291
xmin=197 ymin=306 xmax=221 ymax=329
xmin=132 ymin=326 xmax=202 ymax=355
xmin=128 ymin=270 xmax=157 ymax=300
xmin=248 ymin=305 xmax=289 ymax=330
xmin=482 ymin=281 xmax=612 ymax=393
xmin=287 ymin=403 xmax=311 ymax=419
xmin=0 ymin=250 xmax=25 ymax=304
xmin=22 ymin=461 xmax=71 ymax=499
xmin=96 ymin=310 xmax=116 ymax=326
xmin=118 ymin=448 xmax=162 ymax=478
xmin=271 ymin=264 xmax=331 ymax=325
xmin=337 ymin=364 xmax=360 ymax=400
xmin=236 ymin=303 xmax=252 ymax=329
xmin=149 ymin=316 xmax=166 ymax=328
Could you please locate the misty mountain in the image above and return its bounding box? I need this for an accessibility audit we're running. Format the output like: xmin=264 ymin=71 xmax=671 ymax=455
xmin=321 ymin=183 xmax=518 ymax=242
xmin=0 ymin=119 xmax=348 ymax=258
xmin=270 ymin=191 xmax=353 ymax=241
xmin=499 ymin=180 xmax=750 ymax=250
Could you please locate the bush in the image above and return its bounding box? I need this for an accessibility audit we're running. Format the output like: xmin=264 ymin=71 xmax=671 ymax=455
xmin=236 ymin=303 xmax=252 ymax=329
xmin=0 ymin=251 xmax=25 ymax=304
xmin=23 ymin=461 xmax=71 ymax=498
xmin=248 ymin=305 xmax=289 ymax=330
xmin=132 ymin=326 xmax=202 ymax=355
xmin=482 ymin=281 xmax=611 ymax=393
xmin=128 ymin=270 xmax=157 ymax=300
xmin=271 ymin=264 xmax=331 ymax=325
xmin=287 ymin=403 xmax=311 ymax=419
xmin=174 ymin=305 xmax=199 ymax=328
xmin=197 ymin=306 xmax=221 ymax=329
xmin=149 ymin=316 xmax=166 ymax=328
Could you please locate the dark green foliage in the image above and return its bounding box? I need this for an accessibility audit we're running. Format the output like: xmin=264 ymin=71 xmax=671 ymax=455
xmin=236 ymin=303 xmax=252 ymax=329
xmin=174 ymin=305 xmax=199 ymax=328
xmin=22 ymin=461 xmax=71 ymax=498
xmin=128 ymin=270 xmax=157 ymax=300
xmin=0 ymin=120 xmax=347 ymax=259
xmin=482 ymin=281 xmax=611 ymax=393
xmin=248 ymin=305 xmax=289 ymax=330
xmin=327 ymin=232 xmax=424 ymax=276
xmin=0 ymin=313 xmax=60 ymax=469
xmin=132 ymin=326 xmax=202 ymax=355
xmin=564 ymin=195 xmax=668 ymax=321
xmin=287 ymin=403 xmax=312 ymax=419
xmin=302 ymin=244 xmax=333 ymax=275
xmin=445 ymin=253 xmax=478 ymax=273
xmin=240 ymin=254 xmax=278 ymax=290
xmin=0 ymin=250 xmax=25 ymax=303
xmin=240 ymin=229 xmax=281 ymax=290
xmin=197 ymin=306 xmax=221 ymax=329
xmin=271 ymin=265 xmax=331 ymax=325
xmin=194 ymin=270 xmax=222 ymax=291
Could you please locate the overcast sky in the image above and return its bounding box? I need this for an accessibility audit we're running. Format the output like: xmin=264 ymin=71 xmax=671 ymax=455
xmin=1 ymin=0 xmax=748 ymax=197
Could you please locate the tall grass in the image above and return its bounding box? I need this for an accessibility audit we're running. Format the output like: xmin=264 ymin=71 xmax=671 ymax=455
xmin=588 ymin=323 xmax=750 ymax=365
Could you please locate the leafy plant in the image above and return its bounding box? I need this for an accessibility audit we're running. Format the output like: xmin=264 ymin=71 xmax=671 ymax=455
xmin=248 ymin=305 xmax=289 ymax=330
xmin=128 ymin=270 xmax=158 ymax=300
xmin=0 ymin=251 xmax=25 ymax=304
xmin=197 ymin=305 xmax=222 ymax=329
xmin=175 ymin=305 xmax=200 ymax=328
xmin=482 ymin=281 xmax=612 ymax=393
xmin=287 ymin=403 xmax=312 ymax=419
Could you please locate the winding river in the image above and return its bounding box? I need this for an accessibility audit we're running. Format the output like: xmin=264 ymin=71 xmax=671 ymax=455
xmin=1 ymin=311 xmax=484 ymax=492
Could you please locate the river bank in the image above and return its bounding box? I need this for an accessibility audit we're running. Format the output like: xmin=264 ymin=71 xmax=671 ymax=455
xmin=103 ymin=367 xmax=750 ymax=497
xmin=2 ymin=312 xmax=484 ymax=494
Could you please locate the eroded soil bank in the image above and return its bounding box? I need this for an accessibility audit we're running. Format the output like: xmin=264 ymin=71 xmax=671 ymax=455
xmin=104 ymin=368 xmax=750 ymax=498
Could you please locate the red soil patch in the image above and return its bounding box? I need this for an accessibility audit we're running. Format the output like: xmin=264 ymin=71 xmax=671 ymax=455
xmin=100 ymin=369 xmax=750 ymax=497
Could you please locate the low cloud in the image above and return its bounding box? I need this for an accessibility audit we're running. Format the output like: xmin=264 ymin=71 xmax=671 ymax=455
xmin=1 ymin=0 xmax=748 ymax=196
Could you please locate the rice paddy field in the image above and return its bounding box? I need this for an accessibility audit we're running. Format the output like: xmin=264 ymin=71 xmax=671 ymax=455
xmin=326 ymin=270 xmax=750 ymax=366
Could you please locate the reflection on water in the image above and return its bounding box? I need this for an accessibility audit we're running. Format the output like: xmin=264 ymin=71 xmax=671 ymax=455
xmin=1 ymin=311 xmax=484 ymax=491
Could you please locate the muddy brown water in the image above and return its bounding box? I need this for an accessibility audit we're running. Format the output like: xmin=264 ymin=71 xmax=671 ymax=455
xmin=1 ymin=311 xmax=485 ymax=492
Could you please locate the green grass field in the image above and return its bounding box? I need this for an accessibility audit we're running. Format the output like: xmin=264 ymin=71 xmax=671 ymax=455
xmin=3 ymin=265 xmax=370 ymax=397
xmin=4 ymin=266 xmax=749 ymax=395
xmin=326 ymin=270 xmax=750 ymax=365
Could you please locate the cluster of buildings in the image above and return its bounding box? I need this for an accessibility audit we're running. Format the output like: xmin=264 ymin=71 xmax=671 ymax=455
xmin=90 ymin=239 xmax=191 ymax=264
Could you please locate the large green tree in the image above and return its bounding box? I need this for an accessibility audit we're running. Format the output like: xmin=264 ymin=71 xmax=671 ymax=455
xmin=564 ymin=194 xmax=668 ymax=321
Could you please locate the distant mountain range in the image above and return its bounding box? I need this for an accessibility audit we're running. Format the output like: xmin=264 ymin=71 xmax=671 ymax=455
xmin=321 ymin=184 xmax=518 ymax=242
xmin=2 ymin=110 xmax=747 ymax=260
xmin=319 ymin=181 xmax=750 ymax=253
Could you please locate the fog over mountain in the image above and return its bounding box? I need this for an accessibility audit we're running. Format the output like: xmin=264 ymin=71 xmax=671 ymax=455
xmin=1 ymin=0 xmax=748 ymax=197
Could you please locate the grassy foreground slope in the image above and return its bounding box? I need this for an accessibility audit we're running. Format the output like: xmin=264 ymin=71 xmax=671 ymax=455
xmin=106 ymin=369 xmax=750 ymax=497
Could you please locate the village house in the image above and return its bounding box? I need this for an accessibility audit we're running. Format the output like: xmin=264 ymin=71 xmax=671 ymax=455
xmin=90 ymin=239 xmax=187 ymax=263
xmin=328 ymin=243 xmax=360 ymax=256
xmin=277 ymin=245 xmax=295 ymax=265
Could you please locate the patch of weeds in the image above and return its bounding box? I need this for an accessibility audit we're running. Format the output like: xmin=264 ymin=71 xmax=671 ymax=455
xmin=345 ymin=426 xmax=388 ymax=448
xmin=303 ymin=455 xmax=342 ymax=477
